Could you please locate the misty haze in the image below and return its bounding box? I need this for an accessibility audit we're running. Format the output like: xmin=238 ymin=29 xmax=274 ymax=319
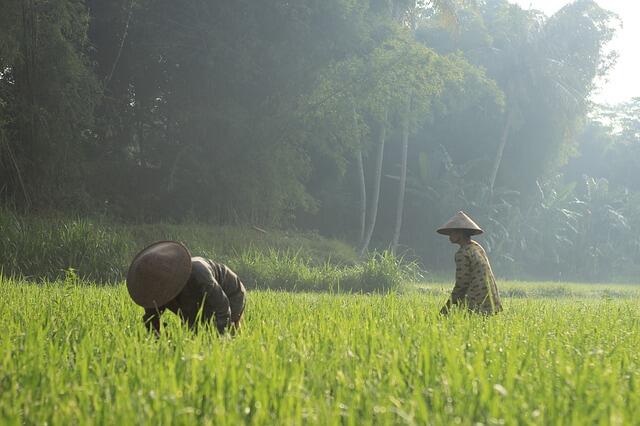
xmin=1 ymin=1 xmax=639 ymax=424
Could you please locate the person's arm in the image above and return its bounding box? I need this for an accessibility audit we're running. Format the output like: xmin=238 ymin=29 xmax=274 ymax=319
xmin=190 ymin=258 xmax=231 ymax=333
xmin=441 ymin=250 xmax=471 ymax=314
xmin=142 ymin=307 xmax=164 ymax=335
xmin=202 ymin=279 xmax=231 ymax=334
xmin=219 ymin=266 xmax=246 ymax=326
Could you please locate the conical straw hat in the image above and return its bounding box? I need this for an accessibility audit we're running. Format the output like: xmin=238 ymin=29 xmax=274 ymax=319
xmin=437 ymin=211 xmax=483 ymax=236
xmin=126 ymin=241 xmax=192 ymax=308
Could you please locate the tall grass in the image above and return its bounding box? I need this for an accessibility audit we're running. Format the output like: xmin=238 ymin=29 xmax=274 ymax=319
xmin=1 ymin=276 xmax=639 ymax=425
xmin=0 ymin=209 xmax=407 ymax=292
xmin=0 ymin=210 xmax=130 ymax=281
xmin=231 ymin=249 xmax=408 ymax=293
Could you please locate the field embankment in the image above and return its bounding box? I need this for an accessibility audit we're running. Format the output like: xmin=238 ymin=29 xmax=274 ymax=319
xmin=1 ymin=277 xmax=639 ymax=425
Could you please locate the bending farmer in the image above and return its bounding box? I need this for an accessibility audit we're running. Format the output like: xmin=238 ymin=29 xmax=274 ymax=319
xmin=126 ymin=241 xmax=246 ymax=335
xmin=437 ymin=211 xmax=502 ymax=315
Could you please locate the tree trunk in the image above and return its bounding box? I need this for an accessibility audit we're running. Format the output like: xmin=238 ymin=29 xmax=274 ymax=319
xmin=353 ymin=106 xmax=366 ymax=247
xmin=105 ymin=0 xmax=134 ymax=88
xmin=356 ymin=150 xmax=366 ymax=247
xmin=360 ymin=108 xmax=387 ymax=257
xmin=18 ymin=0 xmax=38 ymax=208
xmin=391 ymin=101 xmax=410 ymax=253
xmin=489 ymin=109 xmax=513 ymax=195
xmin=0 ymin=137 xmax=31 ymax=208
xmin=167 ymin=146 xmax=186 ymax=193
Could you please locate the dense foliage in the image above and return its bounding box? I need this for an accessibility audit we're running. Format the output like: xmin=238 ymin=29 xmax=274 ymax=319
xmin=2 ymin=0 xmax=637 ymax=280
xmin=2 ymin=278 xmax=639 ymax=424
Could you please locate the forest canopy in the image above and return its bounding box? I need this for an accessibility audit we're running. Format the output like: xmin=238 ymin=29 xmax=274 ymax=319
xmin=1 ymin=0 xmax=637 ymax=280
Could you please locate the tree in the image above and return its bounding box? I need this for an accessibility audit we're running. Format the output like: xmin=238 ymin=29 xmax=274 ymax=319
xmin=416 ymin=0 xmax=618 ymax=195
xmin=485 ymin=0 xmax=618 ymax=194
xmin=0 ymin=0 xmax=99 ymax=210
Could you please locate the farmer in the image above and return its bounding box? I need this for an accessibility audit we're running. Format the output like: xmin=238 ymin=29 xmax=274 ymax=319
xmin=437 ymin=211 xmax=502 ymax=315
xmin=126 ymin=241 xmax=246 ymax=335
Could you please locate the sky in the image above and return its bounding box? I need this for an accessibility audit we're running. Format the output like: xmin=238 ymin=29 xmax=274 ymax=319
xmin=510 ymin=0 xmax=639 ymax=105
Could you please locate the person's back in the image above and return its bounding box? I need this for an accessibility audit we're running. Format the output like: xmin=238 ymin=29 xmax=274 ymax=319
xmin=455 ymin=240 xmax=502 ymax=314
xmin=160 ymin=257 xmax=235 ymax=330
xmin=127 ymin=241 xmax=246 ymax=335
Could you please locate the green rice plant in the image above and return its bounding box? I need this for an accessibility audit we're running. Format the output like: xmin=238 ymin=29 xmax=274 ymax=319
xmin=1 ymin=276 xmax=639 ymax=425
xmin=414 ymin=280 xmax=640 ymax=299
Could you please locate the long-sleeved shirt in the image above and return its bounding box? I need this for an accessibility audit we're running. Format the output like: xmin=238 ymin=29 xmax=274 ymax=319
xmin=445 ymin=240 xmax=502 ymax=315
xmin=143 ymin=257 xmax=246 ymax=334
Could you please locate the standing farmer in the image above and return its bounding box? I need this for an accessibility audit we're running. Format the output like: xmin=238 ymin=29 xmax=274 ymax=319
xmin=437 ymin=211 xmax=502 ymax=315
xmin=126 ymin=241 xmax=246 ymax=335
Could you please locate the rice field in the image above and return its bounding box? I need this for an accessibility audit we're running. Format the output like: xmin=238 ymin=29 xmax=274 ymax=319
xmin=1 ymin=277 xmax=639 ymax=425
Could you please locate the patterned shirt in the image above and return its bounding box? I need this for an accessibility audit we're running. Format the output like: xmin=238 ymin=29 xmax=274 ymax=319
xmin=446 ymin=240 xmax=502 ymax=315
xmin=143 ymin=257 xmax=246 ymax=334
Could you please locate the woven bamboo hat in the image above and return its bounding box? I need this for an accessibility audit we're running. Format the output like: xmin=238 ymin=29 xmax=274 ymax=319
xmin=437 ymin=211 xmax=484 ymax=236
xmin=126 ymin=241 xmax=192 ymax=308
